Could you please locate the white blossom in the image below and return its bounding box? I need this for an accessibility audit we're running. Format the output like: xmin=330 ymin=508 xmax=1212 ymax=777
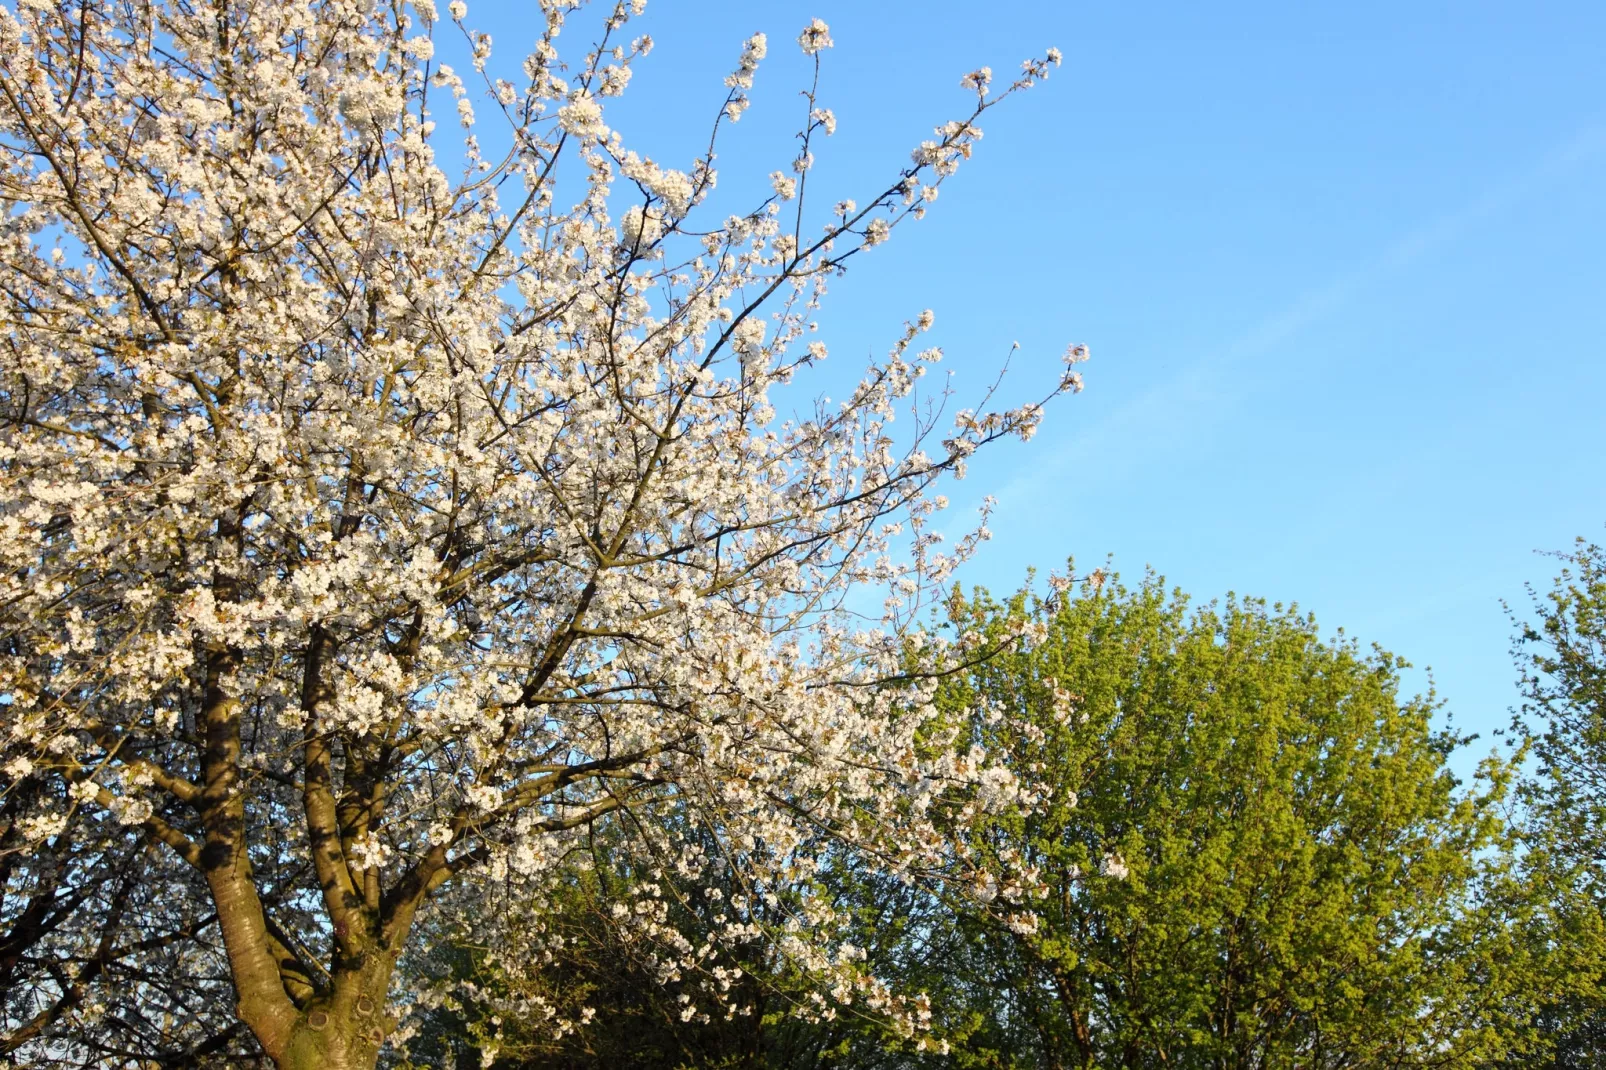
xmin=797 ymin=18 xmax=833 ymax=55
xmin=558 ymin=91 xmax=607 ymax=138
xmin=620 ymin=204 xmax=665 ymax=252
xmin=349 ymin=833 xmax=395 ymax=872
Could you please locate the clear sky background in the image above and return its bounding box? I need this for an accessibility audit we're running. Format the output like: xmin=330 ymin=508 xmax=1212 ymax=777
xmin=475 ymin=0 xmax=1606 ymax=770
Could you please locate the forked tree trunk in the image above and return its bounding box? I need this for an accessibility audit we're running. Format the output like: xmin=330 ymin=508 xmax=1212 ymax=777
xmin=273 ymin=957 xmax=397 ymax=1070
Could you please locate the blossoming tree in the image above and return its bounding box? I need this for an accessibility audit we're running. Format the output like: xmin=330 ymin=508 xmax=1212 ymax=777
xmin=0 ymin=0 xmax=1075 ymax=1065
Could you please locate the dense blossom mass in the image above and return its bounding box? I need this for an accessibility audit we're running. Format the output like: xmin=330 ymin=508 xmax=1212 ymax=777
xmin=0 ymin=0 xmax=1069 ymax=1065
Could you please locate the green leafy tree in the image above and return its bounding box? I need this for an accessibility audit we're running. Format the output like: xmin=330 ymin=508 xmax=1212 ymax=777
xmin=1511 ymin=538 xmax=1606 ymax=1068
xmin=925 ymin=568 xmax=1555 ymax=1069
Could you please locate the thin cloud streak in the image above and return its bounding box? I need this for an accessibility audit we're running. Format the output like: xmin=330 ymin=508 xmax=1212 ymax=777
xmin=990 ymin=123 xmax=1606 ymax=512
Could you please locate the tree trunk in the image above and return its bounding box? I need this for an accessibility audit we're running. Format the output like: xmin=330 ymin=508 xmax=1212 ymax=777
xmin=275 ymin=963 xmax=395 ymax=1070
xmin=279 ymin=1020 xmax=383 ymax=1070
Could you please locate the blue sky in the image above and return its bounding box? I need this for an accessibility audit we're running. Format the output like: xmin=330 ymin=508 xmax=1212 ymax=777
xmin=476 ymin=0 xmax=1606 ymax=768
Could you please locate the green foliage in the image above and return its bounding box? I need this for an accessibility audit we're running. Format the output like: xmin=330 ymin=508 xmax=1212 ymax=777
xmin=1517 ymin=537 xmax=1606 ymax=889
xmin=928 ymin=568 xmax=1555 ymax=1068
xmin=1511 ymin=538 xmax=1606 ymax=1066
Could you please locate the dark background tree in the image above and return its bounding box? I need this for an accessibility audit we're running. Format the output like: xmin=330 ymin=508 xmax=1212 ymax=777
xmin=0 ymin=768 xmax=257 ymax=1065
xmin=398 ymin=816 xmax=957 ymax=1070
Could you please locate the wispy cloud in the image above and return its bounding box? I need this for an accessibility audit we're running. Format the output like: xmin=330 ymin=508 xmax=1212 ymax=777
xmin=990 ymin=123 xmax=1606 ymax=511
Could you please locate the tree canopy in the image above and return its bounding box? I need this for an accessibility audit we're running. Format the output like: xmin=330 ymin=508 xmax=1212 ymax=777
xmin=923 ymin=570 xmax=1555 ymax=1068
xmin=0 ymin=1 xmax=1069 ymax=1064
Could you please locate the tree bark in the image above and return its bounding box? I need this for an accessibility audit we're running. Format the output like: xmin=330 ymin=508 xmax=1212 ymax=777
xmin=198 ymin=635 xmax=298 ymax=1060
xmin=277 ymin=960 xmax=396 ymax=1070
